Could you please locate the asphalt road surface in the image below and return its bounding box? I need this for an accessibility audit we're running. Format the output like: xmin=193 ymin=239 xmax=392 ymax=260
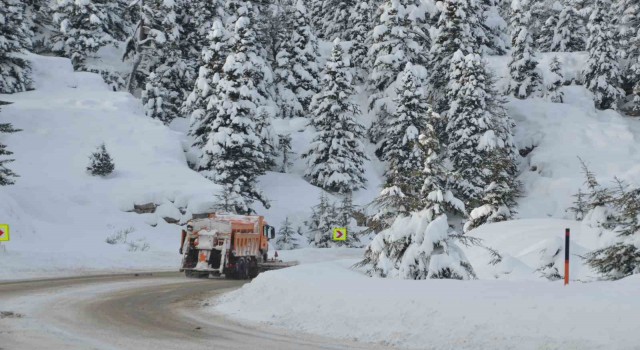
xmin=0 ymin=272 xmax=385 ymax=350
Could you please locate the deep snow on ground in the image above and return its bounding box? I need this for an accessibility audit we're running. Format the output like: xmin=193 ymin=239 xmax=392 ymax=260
xmin=214 ymin=260 xmax=640 ymax=350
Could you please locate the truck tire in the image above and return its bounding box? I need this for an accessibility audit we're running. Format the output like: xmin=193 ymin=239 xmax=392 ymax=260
xmin=236 ymin=258 xmax=249 ymax=280
xmin=248 ymin=259 xmax=259 ymax=279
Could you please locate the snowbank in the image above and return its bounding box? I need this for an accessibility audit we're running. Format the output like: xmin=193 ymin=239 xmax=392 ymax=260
xmin=213 ymin=255 xmax=640 ymax=349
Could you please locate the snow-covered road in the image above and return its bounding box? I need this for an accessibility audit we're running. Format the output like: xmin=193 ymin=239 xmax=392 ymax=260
xmin=0 ymin=273 xmax=383 ymax=350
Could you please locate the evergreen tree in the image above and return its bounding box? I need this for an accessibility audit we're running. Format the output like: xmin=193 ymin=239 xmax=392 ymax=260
xmin=321 ymin=0 xmax=356 ymax=41
xmin=536 ymin=238 xmax=563 ymax=281
xmin=366 ymin=0 xmax=430 ymax=144
xmin=274 ymin=0 xmax=320 ymax=119
xmin=336 ymin=192 xmax=361 ymax=247
xmin=550 ymin=1 xmax=587 ymax=52
xmin=185 ymin=19 xmax=230 ymax=161
xmin=276 ymin=217 xmax=299 ymax=250
xmin=303 ymin=39 xmax=367 ymax=194
xmin=200 ymin=1 xmax=274 ymax=214
xmin=507 ymin=0 xmax=542 ymax=99
xmin=479 ymin=0 xmax=509 ymax=55
xmin=583 ymin=0 xmax=624 ymax=110
xmin=24 ymin=0 xmax=54 ymax=52
xmin=346 ymin=1 xmax=374 ymax=81
xmin=141 ymin=0 xmax=191 ymax=125
xmin=536 ymin=1 xmax=562 ymax=52
xmin=87 ymin=143 xmax=115 ymax=177
xmin=567 ymin=189 xmax=588 ymax=220
xmin=309 ymin=0 xmax=328 ymax=37
xmin=0 ymin=115 xmax=19 ymax=186
xmin=369 ymin=65 xmax=429 ymax=229
xmin=306 ymin=193 xmax=338 ymax=247
xmin=51 ymin=0 xmax=121 ymax=70
xmin=426 ymin=0 xmax=480 ymax=113
xmin=0 ymin=0 xmax=33 ymax=94
xmin=546 ymin=56 xmax=565 ymax=103
xmin=277 ymin=133 xmax=293 ymax=173
xmin=446 ymin=51 xmax=519 ymax=221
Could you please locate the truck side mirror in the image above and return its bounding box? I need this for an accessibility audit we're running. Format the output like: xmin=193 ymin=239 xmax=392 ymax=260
xmin=270 ymin=226 xmax=275 ymax=239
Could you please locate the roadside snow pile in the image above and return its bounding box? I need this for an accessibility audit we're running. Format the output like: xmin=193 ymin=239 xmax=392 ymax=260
xmin=0 ymin=54 xmax=220 ymax=279
xmin=214 ymin=259 xmax=640 ymax=349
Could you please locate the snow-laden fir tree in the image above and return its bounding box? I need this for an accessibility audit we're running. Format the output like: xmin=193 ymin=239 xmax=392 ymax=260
xmin=51 ymin=0 xmax=119 ymax=70
xmin=321 ymin=0 xmax=357 ymax=41
xmin=479 ymin=0 xmax=509 ymax=55
xmin=346 ymin=1 xmax=374 ymax=82
xmin=24 ymin=0 xmax=54 ymax=52
xmin=550 ymin=0 xmax=586 ymax=52
xmin=536 ymin=1 xmax=562 ymax=52
xmin=546 ymin=56 xmax=564 ymax=103
xmin=123 ymin=0 xmax=173 ymax=93
xmin=583 ymin=0 xmax=624 ymax=110
xmin=369 ymin=65 xmax=428 ymax=229
xmin=581 ymin=178 xmax=640 ymax=280
xmin=185 ymin=19 xmax=230 ymax=159
xmin=87 ymin=143 xmax=115 ymax=177
xmin=0 ymin=0 xmax=33 ymax=94
xmin=276 ymin=217 xmax=299 ymax=250
xmin=306 ymin=193 xmax=339 ymax=247
xmin=303 ymin=39 xmax=367 ymax=194
xmin=199 ymin=1 xmax=274 ymax=214
xmin=507 ymin=0 xmax=542 ymax=99
xmin=141 ymin=0 xmax=193 ymax=125
xmin=366 ymin=0 xmax=431 ymax=144
xmin=0 ymin=114 xmax=19 ymax=186
xmin=274 ymin=0 xmax=320 ymax=119
xmin=336 ymin=192 xmax=361 ymax=247
xmin=309 ymin=0 xmax=327 ymax=38
xmin=277 ymin=133 xmax=293 ymax=173
xmin=446 ymin=51 xmax=519 ymax=225
xmin=426 ymin=0 xmax=481 ymax=113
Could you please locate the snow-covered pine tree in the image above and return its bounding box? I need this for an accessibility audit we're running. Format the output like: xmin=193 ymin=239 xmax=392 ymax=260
xmin=535 ymin=238 xmax=563 ymax=280
xmin=446 ymin=50 xmax=519 ymax=223
xmin=0 ymin=0 xmax=33 ymax=94
xmin=24 ymin=0 xmax=54 ymax=52
xmin=426 ymin=0 xmax=480 ymax=113
xmin=51 ymin=0 xmax=118 ymax=70
xmin=550 ymin=0 xmax=586 ymax=52
xmin=583 ymin=0 xmax=624 ymax=110
xmin=346 ymin=1 xmax=374 ymax=82
xmin=546 ymin=56 xmax=564 ymax=103
xmin=507 ymin=0 xmax=542 ymax=99
xmin=369 ymin=65 xmax=429 ymax=229
xmin=303 ymin=39 xmax=367 ymax=194
xmin=87 ymin=143 xmax=115 ymax=177
xmin=274 ymin=0 xmax=320 ymax=119
xmin=536 ymin=1 xmax=562 ymax=52
xmin=141 ymin=0 xmax=192 ymax=125
xmin=567 ymin=189 xmax=588 ymax=220
xmin=0 ymin=115 xmax=19 ymax=186
xmin=277 ymin=133 xmax=293 ymax=173
xmin=309 ymin=0 xmax=327 ymax=38
xmin=585 ymin=181 xmax=640 ymax=280
xmin=200 ymin=0 xmax=274 ymax=214
xmin=479 ymin=0 xmax=509 ymax=55
xmin=321 ymin=0 xmax=356 ymax=41
xmin=306 ymin=193 xmax=338 ymax=247
xmin=185 ymin=19 xmax=230 ymax=159
xmin=276 ymin=217 xmax=299 ymax=250
xmin=366 ymin=0 xmax=430 ymax=145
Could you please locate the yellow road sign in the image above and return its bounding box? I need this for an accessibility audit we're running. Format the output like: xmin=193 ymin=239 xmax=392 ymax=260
xmin=0 ymin=224 xmax=9 ymax=242
xmin=332 ymin=227 xmax=347 ymax=241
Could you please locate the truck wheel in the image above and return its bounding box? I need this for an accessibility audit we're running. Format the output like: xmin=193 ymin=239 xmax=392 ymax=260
xmin=249 ymin=259 xmax=259 ymax=279
xmin=185 ymin=270 xmax=195 ymax=278
xmin=237 ymin=258 xmax=249 ymax=280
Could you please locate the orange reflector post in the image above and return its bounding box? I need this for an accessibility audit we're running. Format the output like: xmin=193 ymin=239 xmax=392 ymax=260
xmin=564 ymin=228 xmax=570 ymax=286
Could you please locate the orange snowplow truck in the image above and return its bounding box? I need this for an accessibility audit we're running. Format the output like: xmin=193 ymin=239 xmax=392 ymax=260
xmin=179 ymin=213 xmax=276 ymax=279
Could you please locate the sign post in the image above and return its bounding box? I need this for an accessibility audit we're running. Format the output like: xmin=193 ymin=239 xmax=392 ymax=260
xmin=332 ymin=228 xmax=347 ymax=241
xmin=564 ymin=228 xmax=570 ymax=286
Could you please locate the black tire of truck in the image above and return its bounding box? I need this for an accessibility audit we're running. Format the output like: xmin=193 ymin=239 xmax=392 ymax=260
xmin=248 ymin=258 xmax=259 ymax=279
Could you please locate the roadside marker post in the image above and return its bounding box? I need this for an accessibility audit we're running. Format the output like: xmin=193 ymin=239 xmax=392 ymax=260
xmin=564 ymin=228 xmax=570 ymax=286
xmin=332 ymin=228 xmax=347 ymax=241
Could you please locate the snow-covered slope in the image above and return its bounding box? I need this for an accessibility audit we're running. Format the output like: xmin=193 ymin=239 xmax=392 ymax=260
xmin=0 ymin=55 xmax=221 ymax=279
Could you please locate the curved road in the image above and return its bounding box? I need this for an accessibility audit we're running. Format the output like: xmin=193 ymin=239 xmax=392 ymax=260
xmin=0 ymin=273 xmax=384 ymax=350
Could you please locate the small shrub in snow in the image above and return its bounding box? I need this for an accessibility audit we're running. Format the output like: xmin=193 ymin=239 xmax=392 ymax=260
xmin=277 ymin=134 xmax=294 ymax=173
xmin=87 ymin=143 xmax=115 ymax=177
xmin=535 ymin=238 xmax=564 ymax=281
xmin=127 ymin=238 xmax=150 ymax=252
xmin=105 ymin=227 xmax=134 ymax=245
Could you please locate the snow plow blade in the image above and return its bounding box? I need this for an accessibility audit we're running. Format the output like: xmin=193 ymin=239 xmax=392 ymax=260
xmin=259 ymin=261 xmax=299 ymax=272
